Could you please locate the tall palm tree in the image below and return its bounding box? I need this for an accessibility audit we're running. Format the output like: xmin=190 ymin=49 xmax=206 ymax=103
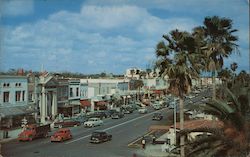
xmin=197 ymin=16 xmax=239 ymax=99
xmin=133 ymin=80 xmax=144 ymax=101
xmin=155 ymin=29 xmax=201 ymax=157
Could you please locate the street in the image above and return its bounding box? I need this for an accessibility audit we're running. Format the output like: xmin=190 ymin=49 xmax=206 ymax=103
xmin=2 ymin=107 xmax=169 ymax=157
xmin=2 ymin=89 xmax=211 ymax=157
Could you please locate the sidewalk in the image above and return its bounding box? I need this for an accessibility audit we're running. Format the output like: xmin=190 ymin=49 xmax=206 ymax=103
xmin=134 ymin=144 xmax=178 ymax=157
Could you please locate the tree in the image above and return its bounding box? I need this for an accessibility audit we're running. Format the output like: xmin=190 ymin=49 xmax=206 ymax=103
xmin=133 ymin=80 xmax=144 ymax=101
xmin=146 ymin=68 xmax=152 ymax=78
xmin=155 ymin=29 xmax=201 ymax=157
xmin=196 ymin=16 xmax=239 ymax=99
xmin=217 ymin=68 xmax=233 ymax=86
xmin=230 ymin=62 xmax=238 ymax=73
xmin=182 ymin=85 xmax=250 ymax=157
xmin=139 ymin=71 xmax=147 ymax=79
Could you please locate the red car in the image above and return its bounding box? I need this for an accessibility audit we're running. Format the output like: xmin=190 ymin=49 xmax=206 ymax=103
xmin=51 ymin=128 xmax=72 ymax=142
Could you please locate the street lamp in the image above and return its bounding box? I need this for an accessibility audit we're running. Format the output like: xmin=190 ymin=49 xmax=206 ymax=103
xmin=173 ymin=99 xmax=177 ymax=145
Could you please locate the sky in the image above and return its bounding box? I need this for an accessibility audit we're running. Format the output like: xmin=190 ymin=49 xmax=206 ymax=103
xmin=0 ymin=0 xmax=249 ymax=74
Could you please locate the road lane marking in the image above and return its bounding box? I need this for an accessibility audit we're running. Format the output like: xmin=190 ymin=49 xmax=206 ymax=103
xmin=65 ymin=108 xmax=167 ymax=145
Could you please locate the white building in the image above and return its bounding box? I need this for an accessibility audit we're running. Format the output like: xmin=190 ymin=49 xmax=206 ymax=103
xmin=0 ymin=75 xmax=37 ymax=139
xmin=125 ymin=67 xmax=144 ymax=79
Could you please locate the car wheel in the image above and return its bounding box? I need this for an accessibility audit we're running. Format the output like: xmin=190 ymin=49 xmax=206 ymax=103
xmin=59 ymin=125 xmax=62 ymax=128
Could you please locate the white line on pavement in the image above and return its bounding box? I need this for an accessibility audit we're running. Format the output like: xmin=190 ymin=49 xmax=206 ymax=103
xmin=65 ymin=108 xmax=167 ymax=145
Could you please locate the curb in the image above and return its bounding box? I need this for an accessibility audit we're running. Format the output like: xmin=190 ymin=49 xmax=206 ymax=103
xmin=0 ymin=138 xmax=17 ymax=144
xmin=127 ymin=130 xmax=155 ymax=148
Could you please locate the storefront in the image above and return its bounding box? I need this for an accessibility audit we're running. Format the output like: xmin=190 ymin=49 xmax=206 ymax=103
xmin=94 ymin=101 xmax=108 ymax=110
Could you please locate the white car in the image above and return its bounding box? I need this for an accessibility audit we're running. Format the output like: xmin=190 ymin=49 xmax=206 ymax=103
xmin=152 ymin=103 xmax=161 ymax=110
xmin=84 ymin=118 xmax=103 ymax=127
xmin=138 ymin=108 xmax=147 ymax=114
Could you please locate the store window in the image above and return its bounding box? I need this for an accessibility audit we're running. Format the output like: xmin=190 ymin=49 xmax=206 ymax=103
xmin=22 ymin=91 xmax=25 ymax=101
xmin=16 ymin=91 xmax=21 ymax=102
xmin=3 ymin=92 xmax=10 ymax=102
xmin=76 ymin=87 xmax=79 ymax=97
xmin=70 ymin=88 xmax=73 ymax=97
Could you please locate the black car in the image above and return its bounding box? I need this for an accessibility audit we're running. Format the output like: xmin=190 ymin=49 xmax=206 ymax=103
xmin=152 ymin=113 xmax=163 ymax=121
xmin=90 ymin=131 xmax=112 ymax=143
xmin=111 ymin=112 xmax=124 ymax=119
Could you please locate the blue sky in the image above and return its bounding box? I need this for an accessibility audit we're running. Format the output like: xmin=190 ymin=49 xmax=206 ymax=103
xmin=0 ymin=0 xmax=249 ymax=74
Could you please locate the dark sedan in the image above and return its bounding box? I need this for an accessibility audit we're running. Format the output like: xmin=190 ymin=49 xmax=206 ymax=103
xmin=152 ymin=113 xmax=163 ymax=121
xmin=89 ymin=131 xmax=112 ymax=144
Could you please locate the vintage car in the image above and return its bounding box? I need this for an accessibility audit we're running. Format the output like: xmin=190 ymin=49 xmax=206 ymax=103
xmin=54 ymin=119 xmax=81 ymax=128
xmin=89 ymin=131 xmax=112 ymax=143
xmin=83 ymin=118 xmax=103 ymax=127
xmin=51 ymin=128 xmax=72 ymax=142
xmin=111 ymin=112 xmax=124 ymax=119
xmin=152 ymin=113 xmax=163 ymax=121
xmin=138 ymin=107 xmax=147 ymax=114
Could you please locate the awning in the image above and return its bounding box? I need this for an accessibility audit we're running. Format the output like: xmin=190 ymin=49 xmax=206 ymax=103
xmin=0 ymin=106 xmax=38 ymax=118
xmin=70 ymin=100 xmax=81 ymax=105
xmin=153 ymin=90 xmax=164 ymax=94
xmin=80 ymin=100 xmax=91 ymax=107
xmin=96 ymin=101 xmax=108 ymax=106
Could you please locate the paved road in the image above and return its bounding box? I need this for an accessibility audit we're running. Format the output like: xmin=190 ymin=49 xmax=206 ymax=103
xmin=2 ymin=107 xmax=170 ymax=157
xmin=2 ymin=88 xmax=211 ymax=157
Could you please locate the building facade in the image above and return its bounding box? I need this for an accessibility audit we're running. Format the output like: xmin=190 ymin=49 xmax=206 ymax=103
xmin=0 ymin=75 xmax=36 ymax=139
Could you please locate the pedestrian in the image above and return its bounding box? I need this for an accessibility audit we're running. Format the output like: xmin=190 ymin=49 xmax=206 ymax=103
xmin=152 ymin=135 xmax=156 ymax=144
xmin=141 ymin=137 xmax=146 ymax=149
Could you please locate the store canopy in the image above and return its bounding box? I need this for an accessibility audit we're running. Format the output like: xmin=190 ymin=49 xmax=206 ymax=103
xmin=0 ymin=106 xmax=38 ymax=118
xmin=80 ymin=100 xmax=91 ymax=107
xmin=96 ymin=101 xmax=108 ymax=106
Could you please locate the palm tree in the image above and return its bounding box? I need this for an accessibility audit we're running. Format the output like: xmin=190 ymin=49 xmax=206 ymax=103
xmin=146 ymin=68 xmax=152 ymax=78
xmin=217 ymin=68 xmax=233 ymax=86
xmin=230 ymin=62 xmax=238 ymax=72
xmin=133 ymin=80 xmax=144 ymax=101
xmin=155 ymin=29 xmax=201 ymax=157
xmin=196 ymin=16 xmax=239 ymax=99
xmin=181 ymin=85 xmax=250 ymax=157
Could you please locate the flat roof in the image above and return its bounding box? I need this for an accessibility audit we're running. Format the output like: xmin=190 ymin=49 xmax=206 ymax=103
xmin=0 ymin=75 xmax=27 ymax=79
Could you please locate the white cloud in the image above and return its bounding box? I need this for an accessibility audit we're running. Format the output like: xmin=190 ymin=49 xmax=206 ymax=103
xmin=1 ymin=0 xmax=34 ymax=16
xmin=2 ymin=3 xmax=248 ymax=73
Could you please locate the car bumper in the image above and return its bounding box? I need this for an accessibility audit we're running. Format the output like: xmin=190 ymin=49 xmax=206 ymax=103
xmin=51 ymin=137 xmax=62 ymax=142
xmin=89 ymin=140 xmax=101 ymax=143
xmin=18 ymin=137 xmax=30 ymax=141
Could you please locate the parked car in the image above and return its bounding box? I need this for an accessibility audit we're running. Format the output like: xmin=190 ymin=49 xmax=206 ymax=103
xmin=18 ymin=124 xmax=50 ymax=141
xmin=122 ymin=106 xmax=133 ymax=114
xmin=51 ymin=128 xmax=72 ymax=142
xmin=138 ymin=107 xmax=147 ymax=114
xmin=54 ymin=119 xmax=81 ymax=128
xmin=152 ymin=103 xmax=162 ymax=110
xmin=107 ymin=109 xmax=118 ymax=116
xmin=111 ymin=112 xmax=124 ymax=119
xmin=89 ymin=131 xmax=112 ymax=143
xmin=152 ymin=113 xmax=163 ymax=121
xmin=72 ymin=115 xmax=88 ymax=124
xmin=84 ymin=118 xmax=103 ymax=127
